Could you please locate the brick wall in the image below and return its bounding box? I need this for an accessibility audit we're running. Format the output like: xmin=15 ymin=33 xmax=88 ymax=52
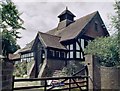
xmin=1 ymin=58 xmax=14 ymax=91
xmin=93 ymin=55 xmax=101 ymax=90
xmin=100 ymin=66 xmax=120 ymax=90
xmin=47 ymin=59 xmax=65 ymax=70
xmin=85 ymin=55 xmax=120 ymax=90
xmin=0 ymin=59 xmax=2 ymax=91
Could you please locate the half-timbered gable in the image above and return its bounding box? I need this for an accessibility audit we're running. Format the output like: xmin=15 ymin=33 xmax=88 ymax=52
xmin=83 ymin=11 xmax=109 ymax=38
xmin=19 ymin=40 xmax=35 ymax=62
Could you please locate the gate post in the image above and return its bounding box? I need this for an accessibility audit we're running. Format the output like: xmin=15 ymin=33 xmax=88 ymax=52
xmin=44 ymin=79 xmax=47 ymax=91
xmin=12 ymin=76 xmax=15 ymax=91
xmin=69 ymin=78 xmax=71 ymax=91
xmin=86 ymin=66 xmax=89 ymax=91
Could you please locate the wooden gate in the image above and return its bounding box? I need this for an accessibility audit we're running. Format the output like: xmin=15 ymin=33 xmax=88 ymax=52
xmin=13 ymin=66 xmax=88 ymax=91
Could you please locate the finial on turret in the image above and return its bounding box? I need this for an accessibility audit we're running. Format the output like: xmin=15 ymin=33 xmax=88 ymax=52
xmin=66 ymin=6 xmax=68 ymax=10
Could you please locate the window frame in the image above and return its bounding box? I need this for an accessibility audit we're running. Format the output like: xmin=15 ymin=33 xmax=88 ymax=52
xmin=21 ymin=52 xmax=34 ymax=62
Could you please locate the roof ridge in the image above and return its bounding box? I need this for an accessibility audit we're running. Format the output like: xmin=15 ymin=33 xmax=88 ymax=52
xmin=75 ymin=11 xmax=98 ymax=21
xmin=38 ymin=31 xmax=61 ymax=38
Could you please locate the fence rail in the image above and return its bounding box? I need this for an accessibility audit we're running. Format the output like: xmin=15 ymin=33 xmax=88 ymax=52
xmin=13 ymin=66 xmax=89 ymax=91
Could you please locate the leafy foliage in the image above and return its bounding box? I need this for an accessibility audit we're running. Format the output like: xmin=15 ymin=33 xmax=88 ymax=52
xmin=1 ymin=0 xmax=25 ymax=32
xmin=62 ymin=61 xmax=84 ymax=76
xmin=85 ymin=36 xmax=119 ymax=67
xmin=111 ymin=1 xmax=120 ymax=58
xmin=112 ymin=1 xmax=120 ymax=32
xmin=1 ymin=29 xmax=20 ymax=56
xmin=14 ymin=61 xmax=27 ymax=77
xmin=63 ymin=61 xmax=78 ymax=76
xmin=0 ymin=0 xmax=25 ymax=57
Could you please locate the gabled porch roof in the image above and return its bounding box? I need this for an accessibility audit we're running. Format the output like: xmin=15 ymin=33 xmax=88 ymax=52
xmin=37 ymin=32 xmax=66 ymax=50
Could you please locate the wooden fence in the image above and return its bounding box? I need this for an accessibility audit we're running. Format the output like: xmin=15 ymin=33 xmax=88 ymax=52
xmin=12 ymin=66 xmax=89 ymax=91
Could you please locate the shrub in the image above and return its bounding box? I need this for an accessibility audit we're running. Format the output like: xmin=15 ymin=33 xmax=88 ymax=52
xmin=85 ymin=36 xmax=120 ymax=67
xmin=13 ymin=61 xmax=27 ymax=77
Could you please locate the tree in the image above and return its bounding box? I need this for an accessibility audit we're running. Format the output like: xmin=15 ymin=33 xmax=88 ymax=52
xmin=0 ymin=0 xmax=25 ymax=57
xmin=111 ymin=1 xmax=120 ymax=58
xmin=112 ymin=1 xmax=120 ymax=32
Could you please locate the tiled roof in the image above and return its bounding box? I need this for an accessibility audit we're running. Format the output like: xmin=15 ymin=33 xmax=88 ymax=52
xmin=47 ymin=11 xmax=98 ymax=41
xmin=38 ymin=32 xmax=66 ymax=50
xmin=18 ymin=11 xmax=102 ymax=53
xmin=46 ymin=28 xmax=58 ymax=36
xmin=60 ymin=11 xmax=98 ymax=41
xmin=9 ymin=54 xmax=20 ymax=60
xmin=19 ymin=40 xmax=34 ymax=53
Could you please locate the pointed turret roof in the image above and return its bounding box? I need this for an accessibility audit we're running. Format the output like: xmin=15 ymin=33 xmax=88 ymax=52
xmin=58 ymin=7 xmax=76 ymax=18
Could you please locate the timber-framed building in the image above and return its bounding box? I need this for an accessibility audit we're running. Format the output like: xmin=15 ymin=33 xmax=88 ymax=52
xmin=15 ymin=8 xmax=109 ymax=78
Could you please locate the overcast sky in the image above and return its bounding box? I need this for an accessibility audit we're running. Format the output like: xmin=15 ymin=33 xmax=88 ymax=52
xmin=12 ymin=0 xmax=115 ymax=48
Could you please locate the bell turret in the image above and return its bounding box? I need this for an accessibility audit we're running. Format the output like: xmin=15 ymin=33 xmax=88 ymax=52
xmin=58 ymin=7 xmax=76 ymax=22
xmin=57 ymin=7 xmax=76 ymax=30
